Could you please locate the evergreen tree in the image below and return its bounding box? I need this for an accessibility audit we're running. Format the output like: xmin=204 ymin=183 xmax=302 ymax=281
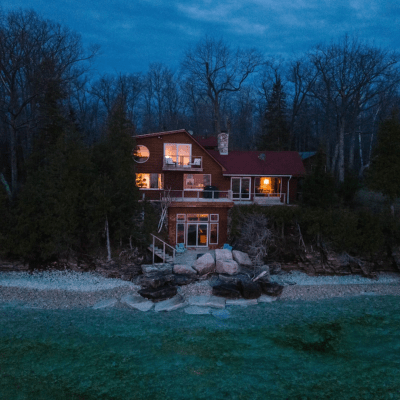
xmin=301 ymin=150 xmax=337 ymax=208
xmin=258 ymin=76 xmax=290 ymax=151
xmin=13 ymin=71 xmax=94 ymax=265
xmin=90 ymin=98 xmax=139 ymax=259
xmin=368 ymin=111 xmax=400 ymax=214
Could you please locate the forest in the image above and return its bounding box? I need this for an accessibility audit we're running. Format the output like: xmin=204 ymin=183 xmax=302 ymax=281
xmin=1 ymin=8 xmax=400 ymax=269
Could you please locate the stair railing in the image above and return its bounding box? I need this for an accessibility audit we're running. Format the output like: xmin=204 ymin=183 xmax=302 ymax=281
xmin=150 ymin=234 xmax=176 ymax=264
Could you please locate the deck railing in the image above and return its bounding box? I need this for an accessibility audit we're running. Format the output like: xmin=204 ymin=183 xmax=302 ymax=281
xmin=150 ymin=234 xmax=176 ymax=264
xmin=233 ymin=192 xmax=286 ymax=204
xmin=161 ymin=189 xmax=232 ymax=202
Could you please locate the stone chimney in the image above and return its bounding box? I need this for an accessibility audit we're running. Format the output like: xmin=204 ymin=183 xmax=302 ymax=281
xmin=218 ymin=131 xmax=229 ymax=155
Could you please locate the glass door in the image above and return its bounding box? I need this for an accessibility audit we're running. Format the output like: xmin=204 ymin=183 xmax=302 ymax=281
xmin=232 ymin=177 xmax=251 ymax=200
xmin=187 ymin=224 xmax=208 ymax=247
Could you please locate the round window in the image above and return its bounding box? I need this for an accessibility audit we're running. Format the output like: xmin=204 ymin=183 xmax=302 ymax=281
xmin=133 ymin=145 xmax=150 ymax=163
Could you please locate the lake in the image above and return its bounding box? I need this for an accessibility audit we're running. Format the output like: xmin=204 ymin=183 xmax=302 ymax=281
xmin=1 ymin=295 xmax=400 ymax=399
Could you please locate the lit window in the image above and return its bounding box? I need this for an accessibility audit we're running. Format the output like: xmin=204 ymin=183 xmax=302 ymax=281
xmin=135 ymin=173 xmax=164 ymax=189
xmin=133 ymin=145 xmax=150 ymax=163
xmin=184 ymin=174 xmax=211 ymax=190
xmin=164 ymin=143 xmax=191 ymax=166
xmin=187 ymin=214 xmax=209 ymax=222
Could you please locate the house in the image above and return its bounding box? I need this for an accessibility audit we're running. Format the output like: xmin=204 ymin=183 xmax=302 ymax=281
xmin=134 ymin=129 xmax=305 ymax=250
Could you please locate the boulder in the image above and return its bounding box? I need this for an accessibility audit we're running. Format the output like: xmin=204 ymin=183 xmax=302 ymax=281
xmin=253 ymin=265 xmax=270 ymax=281
xmin=226 ymin=298 xmax=258 ymax=306
xmin=232 ymin=250 xmax=252 ymax=267
xmin=138 ymin=285 xmax=177 ymax=302
xmin=215 ymin=248 xmax=233 ymax=261
xmin=139 ymin=273 xmax=175 ymax=289
xmin=172 ymin=275 xmax=196 ymax=286
xmin=218 ymin=273 xmax=251 ymax=284
xmin=173 ymin=264 xmax=197 ymax=275
xmin=184 ymin=306 xmax=212 ymax=315
xmin=92 ymin=298 xmax=118 ymax=309
xmin=257 ymin=295 xmax=277 ymax=303
xmin=154 ymin=294 xmax=186 ymax=312
xmin=188 ymin=295 xmax=226 ymax=309
xmin=192 ymin=253 xmax=215 ymax=275
xmin=120 ymin=294 xmax=154 ymax=311
xmin=212 ymin=283 xmax=241 ymax=299
xmin=216 ymin=260 xmax=239 ymax=275
xmin=258 ymin=281 xmax=284 ymax=297
xmin=141 ymin=264 xmax=173 ymax=275
xmin=237 ymin=280 xmax=262 ymax=299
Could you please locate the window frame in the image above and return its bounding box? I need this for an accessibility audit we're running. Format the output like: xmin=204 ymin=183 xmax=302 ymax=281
xmin=164 ymin=143 xmax=192 ymax=165
xmin=135 ymin=173 xmax=164 ymax=190
xmin=183 ymin=174 xmax=211 ymax=190
xmin=133 ymin=145 xmax=150 ymax=163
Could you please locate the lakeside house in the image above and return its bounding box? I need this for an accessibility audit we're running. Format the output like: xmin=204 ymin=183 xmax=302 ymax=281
xmin=134 ymin=129 xmax=305 ymax=251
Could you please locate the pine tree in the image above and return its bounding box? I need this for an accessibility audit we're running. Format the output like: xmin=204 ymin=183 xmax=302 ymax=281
xmin=259 ymin=76 xmax=290 ymax=151
xmin=90 ymin=98 xmax=139 ymax=259
xmin=368 ymin=111 xmax=400 ymax=214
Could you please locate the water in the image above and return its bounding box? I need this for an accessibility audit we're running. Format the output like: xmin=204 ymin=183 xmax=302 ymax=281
xmin=1 ymin=296 xmax=400 ymax=399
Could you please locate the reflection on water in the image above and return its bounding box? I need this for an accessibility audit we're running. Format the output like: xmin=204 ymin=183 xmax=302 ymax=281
xmin=1 ymin=296 xmax=400 ymax=399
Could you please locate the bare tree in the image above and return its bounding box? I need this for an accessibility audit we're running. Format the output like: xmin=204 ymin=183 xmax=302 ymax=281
xmin=308 ymin=35 xmax=400 ymax=181
xmin=181 ymin=36 xmax=263 ymax=135
xmin=0 ymin=9 xmax=97 ymax=195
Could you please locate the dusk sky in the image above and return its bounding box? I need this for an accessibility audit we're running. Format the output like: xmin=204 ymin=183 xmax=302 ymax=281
xmin=1 ymin=0 xmax=399 ymax=77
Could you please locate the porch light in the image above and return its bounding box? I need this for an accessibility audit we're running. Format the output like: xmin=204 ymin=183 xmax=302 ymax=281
xmin=264 ymin=178 xmax=270 ymax=185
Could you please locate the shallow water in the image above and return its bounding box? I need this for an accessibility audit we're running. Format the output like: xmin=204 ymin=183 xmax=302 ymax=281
xmin=1 ymin=296 xmax=400 ymax=399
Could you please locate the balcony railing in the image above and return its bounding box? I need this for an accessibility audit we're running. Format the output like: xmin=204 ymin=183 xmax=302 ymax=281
xmin=163 ymin=156 xmax=203 ymax=171
xmin=233 ymin=192 xmax=286 ymax=204
xmin=161 ymin=189 xmax=232 ymax=202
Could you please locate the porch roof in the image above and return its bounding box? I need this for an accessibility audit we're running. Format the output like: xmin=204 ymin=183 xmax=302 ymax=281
xmin=207 ymin=150 xmax=306 ymax=176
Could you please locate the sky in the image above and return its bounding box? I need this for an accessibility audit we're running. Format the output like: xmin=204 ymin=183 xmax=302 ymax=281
xmin=1 ymin=0 xmax=399 ymax=77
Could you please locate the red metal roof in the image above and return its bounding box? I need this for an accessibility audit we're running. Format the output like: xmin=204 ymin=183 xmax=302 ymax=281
xmin=195 ymin=136 xmax=218 ymax=148
xmin=207 ymin=150 xmax=306 ymax=176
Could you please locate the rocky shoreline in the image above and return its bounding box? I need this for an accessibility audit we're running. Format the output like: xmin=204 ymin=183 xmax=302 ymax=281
xmin=1 ymin=276 xmax=400 ymax=311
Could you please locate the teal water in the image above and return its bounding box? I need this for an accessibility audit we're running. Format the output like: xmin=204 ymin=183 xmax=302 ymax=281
xmin=1 ymin=296 xmax=400 ymax=399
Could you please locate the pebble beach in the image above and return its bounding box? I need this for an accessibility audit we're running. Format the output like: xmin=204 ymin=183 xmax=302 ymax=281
xmin=0 ymin=270 xmax=399 ymax=310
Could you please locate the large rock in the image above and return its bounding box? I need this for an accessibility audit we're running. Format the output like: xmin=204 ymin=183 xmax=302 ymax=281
xmin=188 ymin=295 xmax=226 ymax=309
xmin=212 ymin=283 xmax=241 ymax=299
xmin=253 ymin=265 xmax=270 ymax=281
xmin=141 ymin=264 xmax=173 ymax=275
xmin=92 ymin=298 xmax=118 ymax=309
xmin=215 ymin=249 xmax=233 ymax=261
xmin=237 ymin=280 xmax=262 ymax=299
xmin=138 ymin=285 xmax=177 ymax=302
xmin=173 ymin=264 xmax=197 ymax=275
xmin=139 ymin=273 xmax=175 ymax=289
xmin=258 ymin=281 xmax=284 ymax=297
xmin=121 ymin=294 xmax=154 ymax=311
xmin=172 ymin=275 xmax=196 ymax=286
xmin=154 ymin=294 xmax=186 ymax=312
xmin=192 ymin=253 xmax=215 ymax=275
xmin=184 ymin=306 xmax=212 ymax=315
xmin=218 ymin=273 xmax=251 ymax=284
xmin=216 ymin=260 xmax=239 ymax=275
xmin=232 ymin=250 xmax=252 ymax=267
xmin=226 ymin=298 xmax=258 ymax=306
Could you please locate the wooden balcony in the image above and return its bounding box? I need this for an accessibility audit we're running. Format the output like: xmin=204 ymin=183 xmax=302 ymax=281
xmin=162 ymin=156 xmax=203 ymax=171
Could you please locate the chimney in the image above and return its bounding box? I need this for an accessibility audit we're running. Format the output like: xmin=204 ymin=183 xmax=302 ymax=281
xmin=218 ymin=131 xmax=229 ymax=155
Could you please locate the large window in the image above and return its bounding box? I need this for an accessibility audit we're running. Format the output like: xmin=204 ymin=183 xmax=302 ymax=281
xmin=255 ymin=177 xmax=281 ymax=195
xmin=184 ymin=174 xmax=211 ymax=190
xmin=164 ymin=143 xmax=191 ymax=166
xmin=176 ymin=213 xmax=219 ymax=247
xmin=136 ymin=173 xmax=164 ymax=189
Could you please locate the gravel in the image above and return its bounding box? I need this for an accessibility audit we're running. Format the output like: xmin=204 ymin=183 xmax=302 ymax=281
xmin=0 ymin=270 xmax=399 ymax=310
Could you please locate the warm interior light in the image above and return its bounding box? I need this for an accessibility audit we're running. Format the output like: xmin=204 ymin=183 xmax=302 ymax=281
xmin=264 ymin=178 xmax=270 ymax=185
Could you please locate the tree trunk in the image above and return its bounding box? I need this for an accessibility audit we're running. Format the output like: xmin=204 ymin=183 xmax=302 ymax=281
xmin=349 ymin=133 xmax=355 ymax=172
xmin=105 ymin=216 xmax=112 ymax=261
xmin=338 ymin=119 xmax=345 ymax=182
xmin=214 ymin=97 xmax=221 ymax=135
xmin=10 ymin=125 xmax=18 ymax=196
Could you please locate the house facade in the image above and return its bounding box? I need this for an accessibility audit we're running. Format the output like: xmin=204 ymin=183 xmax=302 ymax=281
xmin=134 ymin=129 xmax=305 ymax=250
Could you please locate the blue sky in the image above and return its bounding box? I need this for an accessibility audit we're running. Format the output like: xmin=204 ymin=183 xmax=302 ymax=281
xmin=1 ymin=0 xmax=399 ymax=77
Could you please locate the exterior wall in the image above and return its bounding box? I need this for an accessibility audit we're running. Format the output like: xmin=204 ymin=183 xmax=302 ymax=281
xmin=135 ymin=132 xmax=230 ymax=200
xmin=281 ymin=177 xmax=299 ymax=204
xmin=168 ymin=203 xmax=232 ymax=249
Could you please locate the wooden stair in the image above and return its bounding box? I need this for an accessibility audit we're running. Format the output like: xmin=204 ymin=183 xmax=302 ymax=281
xmin=148 ymin=244 xmax=174 ymax=264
